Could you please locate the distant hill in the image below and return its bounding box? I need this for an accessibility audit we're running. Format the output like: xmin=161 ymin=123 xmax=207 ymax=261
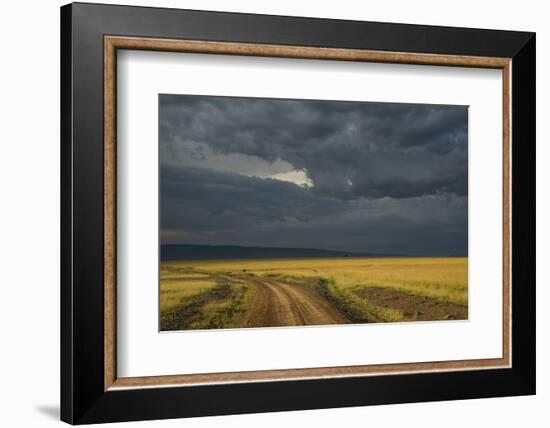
xmin=161 ymin=244 xmax=386 ymax=261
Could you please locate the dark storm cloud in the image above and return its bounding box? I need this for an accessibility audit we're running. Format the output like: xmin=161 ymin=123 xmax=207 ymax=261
xmin=159 ymin=94 xmax=468 ymax=255
xmin=160 ymin=165 xmax=467 ymax=255
xmin=161 ymin=164 xmax=345 ymax=247
xmin=160 ymin=95 xmax=468 ymax=199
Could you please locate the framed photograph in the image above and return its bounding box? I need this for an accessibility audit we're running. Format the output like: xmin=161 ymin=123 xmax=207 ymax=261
xmin=61 ymin=2 xmax=535 ymax=424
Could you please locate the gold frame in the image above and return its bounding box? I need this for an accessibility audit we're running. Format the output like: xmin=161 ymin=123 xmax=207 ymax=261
xmin=104 ymin=36 xmax=512 ymax=391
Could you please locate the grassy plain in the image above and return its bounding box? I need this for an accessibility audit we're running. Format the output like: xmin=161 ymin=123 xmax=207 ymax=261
xmin=160 ymin=257 xmax=468 ymax=331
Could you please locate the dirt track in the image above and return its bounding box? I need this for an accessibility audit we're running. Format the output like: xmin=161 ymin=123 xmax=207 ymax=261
xmin=160 ymin=265 xmax=467 ymax=331
xmin=244 ymin=277 xmax=350 ymax=327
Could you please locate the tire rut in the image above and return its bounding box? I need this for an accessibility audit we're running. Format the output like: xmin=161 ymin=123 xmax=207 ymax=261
xmin=245 ymin=277 xmax=350 ymax=327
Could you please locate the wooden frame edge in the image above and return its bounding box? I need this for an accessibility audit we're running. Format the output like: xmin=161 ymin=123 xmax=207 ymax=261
xmin=104 ymin=37 xmax=117 ymax=390
xmin=103 ymin=35 xmax=513 ymax=391
xmin=502 ymin=61 xmax=512 ymax=368
xmin=105 ymin=35 xmax=511 ymax=68
xmin=110 ymin=357 xmax=508 ymax=390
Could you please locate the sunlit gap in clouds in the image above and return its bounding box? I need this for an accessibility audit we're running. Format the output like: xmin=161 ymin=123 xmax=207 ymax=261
xmin=247 ymin=168 xmax=314 ymax=188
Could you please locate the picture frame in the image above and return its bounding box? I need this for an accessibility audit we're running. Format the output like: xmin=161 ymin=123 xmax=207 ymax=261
xmin=60 ymin=2 xmax=535 ymax=424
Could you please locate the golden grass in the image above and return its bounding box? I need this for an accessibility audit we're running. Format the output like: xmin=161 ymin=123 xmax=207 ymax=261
xmin=160 ymin=264 xmax=217 ymax=313
xmin=160 ymin=257 xmax=468 ymax=329
xmin=162 ymin=257 xmax=468 ymax=306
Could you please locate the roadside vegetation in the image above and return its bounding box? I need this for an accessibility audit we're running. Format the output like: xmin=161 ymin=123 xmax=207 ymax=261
xmin=160 ymin=257 xmax=468 ymax=331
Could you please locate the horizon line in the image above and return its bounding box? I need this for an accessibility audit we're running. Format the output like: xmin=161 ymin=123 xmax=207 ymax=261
xmin=160 ymin=242 xmax=467 ymax=258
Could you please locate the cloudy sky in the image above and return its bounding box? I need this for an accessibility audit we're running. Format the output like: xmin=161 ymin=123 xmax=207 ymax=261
xmin=160 ymin=94 xmax=468 ymax=256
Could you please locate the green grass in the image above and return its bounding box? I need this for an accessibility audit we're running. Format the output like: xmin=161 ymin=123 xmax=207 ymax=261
xmin=188 ymin=284 xmax=254 ymax=330
xmin=320 ymin=277 xmax=404 ymax=323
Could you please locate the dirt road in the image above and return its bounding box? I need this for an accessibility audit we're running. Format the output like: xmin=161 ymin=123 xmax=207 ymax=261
xmin=244 ymin=277 xmax=350 ymax=327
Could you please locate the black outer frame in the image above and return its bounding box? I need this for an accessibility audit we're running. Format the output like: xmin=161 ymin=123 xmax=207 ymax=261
xmin=60 ymin=2 xmax=535 ymax=424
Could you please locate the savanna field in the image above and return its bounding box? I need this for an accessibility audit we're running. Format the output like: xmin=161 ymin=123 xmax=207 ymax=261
xmin=160 ymin=257 xmax=468 ymax=331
